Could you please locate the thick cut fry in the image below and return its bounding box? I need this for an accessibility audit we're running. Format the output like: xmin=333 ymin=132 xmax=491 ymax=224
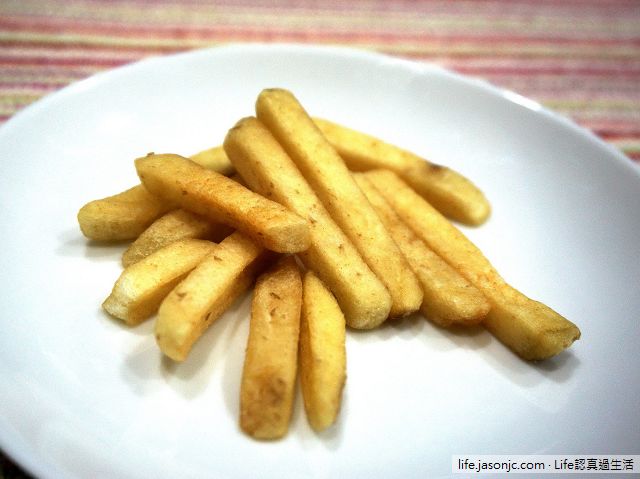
xmin=135 ymin=153 xmax=310 ymax=254
xmin=102 ymin=239 xmax=217 ymax=325
xmin=314 ymin=117 xmax=491 ymax=226
xmin=78 ymin=184 xmax=173 ymax=241
xmin=77 ymin=147 xmax=232 ymax=242
xmin=155 ymin=232 xmax=272 ymax=361
xmin=121 ymin=209 xmax=233 ymax=267
xmin=189 ymin=145 xmax=235 ymax=175
xmin=355 ymin=174 xmax=490 ymax=327
xmin=365 ymin=169 xmax=580 ymax=360
xmin=256 ymin=88 xmax=422 ymax=318
xmin=224 ymin=116 xmax=391 ymax=329
xmin=299 ymin=271 xmax=346 ymax=432
xmin=240 ymin=257 xmax=302 ymax=440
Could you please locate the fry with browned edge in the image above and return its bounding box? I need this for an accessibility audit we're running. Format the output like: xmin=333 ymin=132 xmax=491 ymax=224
xmin=256 ymin=88 xmax=422 ymax=318
xmin=136 ymin=153 xmax=310 ymax=253
xmin=314 ymin=117 xmax=490 ymax=226
xmin=224 ymin=116 xmax=391 ymax=329
xmin=355 ymin=173 xmax=491 ymax=327
xmin=155 ymin=231 xmax=273 ymax=361
xmin=240 ymin=256 xmax=302 ymax=439
xmin=77 ymin=146 xmax=233 ymax=242
xmin=364 ymin=169 xmax=580 ymax=360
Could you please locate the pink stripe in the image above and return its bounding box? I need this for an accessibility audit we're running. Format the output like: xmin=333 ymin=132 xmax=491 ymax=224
xmin=586 ymin=125 xmax=640 ymax=135
xmin=473 ymin=0 xmax=640 ymax=6
xmin=446 ymin=65 xmax=640 ymax=77
xmin=580 ymin=119 xmax=640 ymax=127
xmin=0 ymin=55 xmax=131 ymax=68
xmin=598 ymin=131 xmax=640 ymax=140
xmin=0 ymin=40 xmax=182 ymax=56
xmin=0 ymin=81 xmax=75 ymax=90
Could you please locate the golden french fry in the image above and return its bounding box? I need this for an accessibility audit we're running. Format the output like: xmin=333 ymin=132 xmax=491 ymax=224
xmin=155 ymin=231 xmax=272 ymax=362
xmin=224 ymin=116 xmax=391 ymax=329
xmin=102 ymin=239 xmax=217 ymax=325
xmin=240 ymin=256 xmax=302 ymax=440
xmin=77 ymin=184 xmax=174 ymax=241
xmin=189 ymin=145 xmax=235 ymax=175
xmin=313 ymin=117 xmax=491 ymax=226
xmin=355 ymin=174 xmax=490 ymax=327
xmin=365 ymin=169 xmax=580 ymax=360
xmin=299 ymin=271 xmax=346 ymax=432
xmin=77 ymin=147 xmax=233 ymax=242
xmin=121 ymin=209 xmax=233 ymax=267
xmin=135 ymin=153 xmax=310 ymax=254
xmin=256 ymin=88 xmax=422 ymax=318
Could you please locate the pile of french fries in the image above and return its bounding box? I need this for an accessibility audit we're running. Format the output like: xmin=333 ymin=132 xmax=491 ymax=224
xmin=78 ymin=88 xmax=581 ymax=440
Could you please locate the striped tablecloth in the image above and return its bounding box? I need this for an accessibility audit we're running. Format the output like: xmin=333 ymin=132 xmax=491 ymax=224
xmin=0 ymin=1 xmax=638 ymax=477
xmin=1 ymin=0 xmax=639 ymax=165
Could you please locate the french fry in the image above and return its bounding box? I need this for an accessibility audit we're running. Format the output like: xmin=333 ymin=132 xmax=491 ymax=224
xmin=155 ymin=231 xmax=273 ymax=362
xmin=188 ymin=145 xmax=234 ymax=175
xmin=102 ymin=239 xmax=217 ymax=325
xmin=135 ymin=153 xmax=310 ymax=254
xmin=364 ymin=169 xmax=580 ymax=360
xmin=314 ymin=117 xmax=491 ymax=226
xmin=354 ymin=174 xmax=490 ymax=327
xmin=77 ymin=147 xmax=233 ymax=242
xmin=224 ymin=116 xmax=391 ymax=329
xmin=256 ymin=88 xmax=422 ymax=318
xmin=299 ymin=271 xmax=346 ymax=432
xmin=77 ymin=184 xmax=174 ymax=241
xmin=240 ymin=256 xmax=302 ymax=439
xmin=121 ymin=209 xmax=233 ymax=267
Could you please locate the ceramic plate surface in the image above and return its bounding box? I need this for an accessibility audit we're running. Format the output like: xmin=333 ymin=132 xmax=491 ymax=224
xmin=0 ymin=44 xmax=639 ymax=479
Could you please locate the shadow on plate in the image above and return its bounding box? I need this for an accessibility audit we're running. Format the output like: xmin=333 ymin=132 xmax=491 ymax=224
xmin=349 ymin=313 xmax=581 ymax=388
xmin=57 ymin=227 xmax=127 ymax=261
xmin=120 ymin=292 xmax=252 ymax=400
xmin=430 ymin=317 xmax=581 ymax=387
xmin=349 ymin=314 xmax=491 ymax=351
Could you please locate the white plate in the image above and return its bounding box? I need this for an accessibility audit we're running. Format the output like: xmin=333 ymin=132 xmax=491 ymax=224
xmin=1 ymin=44 xmax=639 ymax=479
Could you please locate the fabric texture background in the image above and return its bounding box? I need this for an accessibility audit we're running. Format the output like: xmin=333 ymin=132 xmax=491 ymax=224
xmin=1 ymin=0 xmax=639 ymax=163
